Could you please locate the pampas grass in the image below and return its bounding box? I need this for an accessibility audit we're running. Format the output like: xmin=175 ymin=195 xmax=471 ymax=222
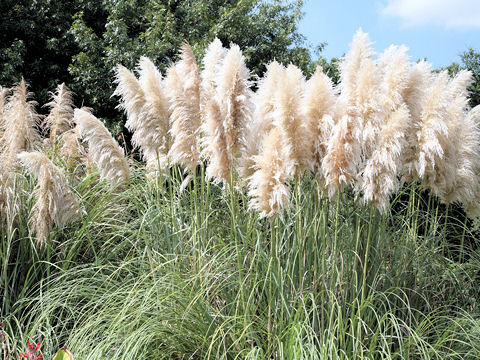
xmin=1 ymin=79 xmax=41 ymax=165
xmin=214 ymin=44 xmax=251 ymax=158
xmin=74 ymin=108 xmax=130 ymax=185
xmin=44 ymin=83 xmax=74 ymax=141
xmin=114 ymin=59 xmax=170 ymax=174
xmin=18 ymin=151 xmax=82 ymax=247
xmin=137 ymin=57 xmax=170 ymax=172
xmin=248 ymin=127 xmax=294 ymax=218
xmin=414 ymin=71 xmax=450 ymax=189
xmin=239 ymin=61 xmax=283 ymax=179
xmin=165 ymin=43 xmax=201 ymax=172
xmin=322 ymin=30 xmax=373 ymax=198
xmin=273 ymin=64 xmax=313 ymax=177
xmin=362 ymin=104 xmax=410 ymax=212
xmin=302 ymin=66 xmax=335 ymax=174
xmin=201 ymin=100 xmax=231 ymax=183
xmin=201 ymin=38 xmax=226 ymax=108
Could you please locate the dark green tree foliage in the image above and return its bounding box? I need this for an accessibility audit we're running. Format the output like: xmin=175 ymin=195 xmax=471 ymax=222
xmin=1 ymin=0 xmax=317 ymax=132
xmin=0 ymin=0 xmax=105 ymax=110
xmin=69 ymin=0 xmax=315 ymax=130
xmin=444 ymin=48 xmax=480 ymax=108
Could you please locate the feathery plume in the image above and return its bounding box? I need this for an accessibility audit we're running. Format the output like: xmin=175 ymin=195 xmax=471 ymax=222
xmin=1 ymin=79 xmax=41 ymax=165
xmin=240 ymin=61 xmax=284 ymax=178
xmin=362 ymin=104 xmax=410 ymax=212
xmin=201 ymin=38 xmax=226 ymax=106
xmin=214 ymin=44 xmax=252 ymax=158
xmin=273 ymin=64 xmax=313 ymax=177
xmin=462 ymin=106 xmax=480 ymax=217
xmin=165 ymin=44 xmax=201 ymax=172
xmin=176 ymin=42 xmax=201 ymax=131
xmin=137 ymin=57 xmax=171 ymax=172
xmin=74 ymin=108 xmax=130 ymax=185
xmin=18 ymin=151 xmax=82 ymax=247
xmin=0 ymin=86 xmax=9 ymax=140
xmin=113 ymin=64 xmax=146 ymax=127
xmin=322 ymin=30 xmax=373 ymax=198
xmin=442 ymin=74 xmax=477 ymax=205
xmin=201 ymin=100 xmax=231 ymax=183
xmin=302 ymin=66 xmax=336 ymax=174
xmin=401 ymin=61 xmax=433 ymax=179
xmin=44 ymin=83 xmax=74 ymax=141
xmin=414 ymin=71 xmax=450 ymax=186
xmin=248 ymin=127 xmax=294 ymax=218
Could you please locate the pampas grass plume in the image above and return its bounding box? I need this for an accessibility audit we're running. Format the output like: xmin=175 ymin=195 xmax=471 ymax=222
xmin=240 ymin=61 xmax=284 ymax=179
xmin=1 ymin=79 xmax=41 ymax=165
xmin=201 ymin=100 xmax=231 ymax=183
xmin=74 ymin=108 xmax=130 ymax=185
xmin=44 ymin=83 xmax=74 ymax=141
xmin=18 ymin=151 xmax=82 ymax=247
xmin=137 ymin=56 xmax=171 ymax=172
xmin=248 ymin=127 xmax=294 ymax=218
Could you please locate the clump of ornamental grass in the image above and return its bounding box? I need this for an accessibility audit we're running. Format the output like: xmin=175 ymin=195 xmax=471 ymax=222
xmin=114 ymin=58 xmax=170 ymax=176
xmin=202 ymin=43 xmax=252 ymax=183
xmin=17 ymin=151 xmax=82 ymax=247
xmin=43 ymin=83 xmax=74 ymax=142
xmin=239 ymin=61 xmax=284 ymax=179
xmin=248 ymin=127 xmax=294 ymax=218
xmin=301 ymin=66 xmax=335 ymax=181
xmin=165 ymin=43 xmax=201 ymax=173
xmin=273 ymin=64 xmax=313 ymax=178
xmin=200 ymin=38 xmax=226 ymax=111
xmin=360 ymin=46 xmax=411 ymax=211
xmin=74 ymin=108 xmax=130 ymax=185
xmin=322 ymin=30 xmax=372 ymax=199
xmin=1 ymin=79 xmax=41 ymax=165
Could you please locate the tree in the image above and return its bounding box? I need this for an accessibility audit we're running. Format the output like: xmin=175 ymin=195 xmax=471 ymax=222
xmin=0 ymin=0 xmax=320 ymax=133
xmin=443 ymin=48 xmax=480 ymax=108
xmin=68 ymin=0 xmax=316 ymax=131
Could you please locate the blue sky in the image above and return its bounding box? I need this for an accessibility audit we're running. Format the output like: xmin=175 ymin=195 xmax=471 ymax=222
xmin=298 ymin=0 xmax=480 ymax=68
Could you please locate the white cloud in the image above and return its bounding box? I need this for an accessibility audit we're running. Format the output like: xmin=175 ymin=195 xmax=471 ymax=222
xmin=380 ymin=0 xmax=480 ymax=29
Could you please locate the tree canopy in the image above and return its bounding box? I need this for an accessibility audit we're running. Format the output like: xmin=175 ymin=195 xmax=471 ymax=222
xmin=0 ymin=0 xmax=318 ymax=131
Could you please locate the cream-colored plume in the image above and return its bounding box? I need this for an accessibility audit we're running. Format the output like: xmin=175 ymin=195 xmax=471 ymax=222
xmin=137 ymin=57 xmax=171 ymax=172
xmin=248 ymin=127 xmax=294 ymax=218
xmin=0 ymin=86 xmax=9 ymax=141
xmin=362 ymin=104 xmax=410 ymax=212
xmin=273 ymin=64 xmax=312 ymax=177
xmin=114 ymin=64 xmax=146 ymax=127
xmin=201 ymin=100 xmax=231 ymax=183
xmin=74 ymin=108 xmax=130 ymax=185
xmin=214 ymin=43 xmax=252 ymax=159
xmin=462 ymin=106 xmax=480 ymax=217
xmin=359 ymin=45 xmax=412 ymax=208
xmin=322 ymin=30 xmax=373 ymax=198
xmin=239 ymin=61 xmax=284 ymax=179
xmin=302 ymin=66 xmax=335 ymax=175
xmin=44 ymin=83 xmax=74 ymax=141
xmin=201 ymin=38 xmax=226 ymax=106
xmin=414 ymin=71 xmax=450 ymax=186
xmin=18 ymin=151 xmax=82 ymax=247
xmin=1 ymin=79 xmax=41 ymax=165
xmin=441 ymin=72 xmax=477 ymax=205
xmin=401 ymin=61 xmax=433 ymax=179
xmin=165 ymin=43 xmax=201 ymax=172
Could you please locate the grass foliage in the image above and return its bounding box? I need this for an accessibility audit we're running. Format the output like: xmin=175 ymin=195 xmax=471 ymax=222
xmin=1 ymin=165 xmax=480 ymax=359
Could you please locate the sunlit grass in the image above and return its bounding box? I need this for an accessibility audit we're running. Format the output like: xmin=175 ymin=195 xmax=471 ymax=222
xmin=1 ymin=166 xmax=480 ymax=359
